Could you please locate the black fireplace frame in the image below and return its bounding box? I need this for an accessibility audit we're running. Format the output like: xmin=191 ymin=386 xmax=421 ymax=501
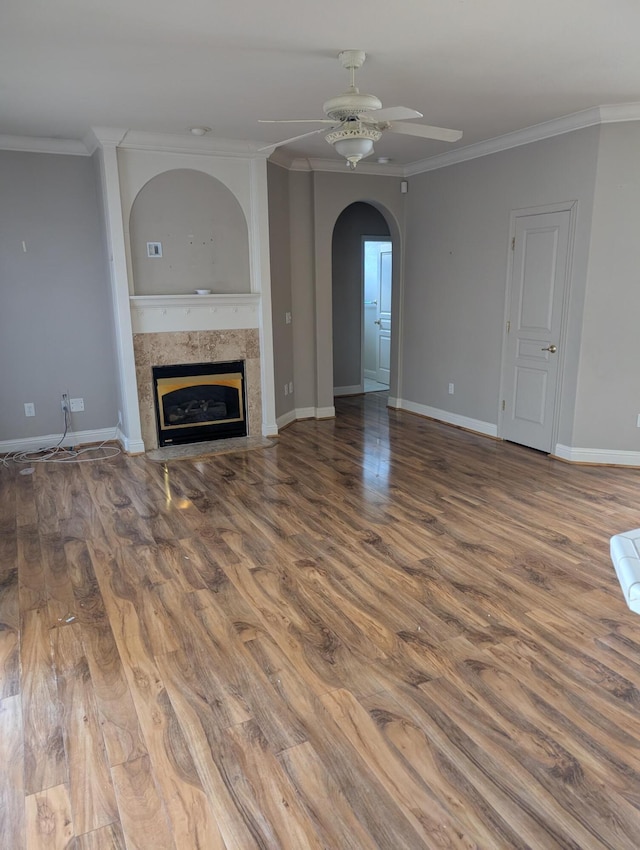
xmin=152 ymin=360 xmax=247 ymax=447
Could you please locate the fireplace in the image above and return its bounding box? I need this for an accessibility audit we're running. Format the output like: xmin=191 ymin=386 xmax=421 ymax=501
xmin=152 ymin=360 xmax=247 ymax=447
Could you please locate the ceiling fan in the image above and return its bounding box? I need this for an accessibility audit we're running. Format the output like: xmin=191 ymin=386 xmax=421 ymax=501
xmin=259 ymin=49 xmax=462 ymax=168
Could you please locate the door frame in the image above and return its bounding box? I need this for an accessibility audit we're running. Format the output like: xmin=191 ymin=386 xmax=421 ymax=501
xmin=361 ymin=235 xmax=392 ymax=389
xmin=497 ymin=200 xmax=577 ymax=452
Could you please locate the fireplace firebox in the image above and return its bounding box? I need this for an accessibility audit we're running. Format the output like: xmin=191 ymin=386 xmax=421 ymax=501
xmin=152 ymin=360 xmax=247 ymax=447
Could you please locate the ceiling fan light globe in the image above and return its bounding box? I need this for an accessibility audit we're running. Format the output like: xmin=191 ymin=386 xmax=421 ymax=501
xmin=334 ymin=137 xmax=374 ymax=166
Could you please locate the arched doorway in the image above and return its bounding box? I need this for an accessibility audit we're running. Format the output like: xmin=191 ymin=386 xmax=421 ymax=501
xmin=331 ymin=202 xmax=392 ymax=397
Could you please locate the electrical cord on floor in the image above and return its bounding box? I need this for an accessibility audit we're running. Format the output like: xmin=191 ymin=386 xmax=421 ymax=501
xmin=2 ymin=409 xmax=121 ymax=467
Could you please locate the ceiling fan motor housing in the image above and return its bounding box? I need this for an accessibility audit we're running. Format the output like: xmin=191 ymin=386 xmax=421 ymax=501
xmin=322 ymin=91 xmax=382 ymax=122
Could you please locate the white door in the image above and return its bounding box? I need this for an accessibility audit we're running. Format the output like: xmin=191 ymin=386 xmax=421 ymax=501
xmin=377 ymin=249 xmax=392 ymax=384
xmin=502 ymin=209 xmax=571 ymax=452
xmin=363 ymin=240 xmax=392 ymax=385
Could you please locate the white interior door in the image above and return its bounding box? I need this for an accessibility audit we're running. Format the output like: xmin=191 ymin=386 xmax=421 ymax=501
xmin=502 ymin=210 xmax=571 ymax=452
xmin=377 ymin=249 xmax=392 ymax=384
xmin=363 ymin=240 xmax=392 ymax=385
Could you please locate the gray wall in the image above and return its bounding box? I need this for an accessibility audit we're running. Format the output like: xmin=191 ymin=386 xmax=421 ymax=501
xmin=129 ymin=168 xmax=250 ymax=295
xmin=332 ymin=203 xmax=390 ymax=389
xmin=402 ymin=126 xmax=600 ymax=445
xmin=312 ymin=172 xmax=405 ymax=410
xmin=0 ymin=150 xmax=118 ymax=441
xmin=289 ymin=170 xmax=317 ymax=412
xmin=267 ymin=162 xmax=295 ymax=420
xmin=573 ymin=122 xmax=640 ymax=450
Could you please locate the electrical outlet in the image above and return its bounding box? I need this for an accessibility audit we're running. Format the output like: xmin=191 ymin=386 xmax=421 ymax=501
xmin=285 ymin=311 xmax=292 ymax=324
xmin=448 ymin=383 xmax=454 ymax=395
xmin=24 ymin=402 xmax=35 ymax=417
xmin=288 ymin=381 xmax=293 ymax=394
xmin=61 ymin=392 xmax=69 ymax=412
xmin=70 ymin=397 xmax=84 ymax=412
xmin=284 ymin=384 xmax=289 ymax=396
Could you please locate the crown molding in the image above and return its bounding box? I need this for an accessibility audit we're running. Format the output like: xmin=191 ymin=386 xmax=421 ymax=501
xmin=284 ymin=155 xmax=404 ymax=176
xmin=267 ymin=147 xmax=297 ymax=169
xmin=3 ymin=102 xmax=640 ymax=166
xmin=598 ymin=102 xmax=640 ymax=123
xmin=87 ymin=126 xmax=128 ymax=150
xmin=116 ymin=129 xmax=265 ymax=158
xmin=0 ymin=134 xmax=91 ymax=156
xmin=405 ymin=103 xmax=640 ymax=176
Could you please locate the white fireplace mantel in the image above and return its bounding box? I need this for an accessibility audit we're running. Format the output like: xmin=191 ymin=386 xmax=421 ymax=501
xmin=92 ymin=129 xmax=277 ymax=450
xmin=130 ymin=293 xmax=260 ymax=333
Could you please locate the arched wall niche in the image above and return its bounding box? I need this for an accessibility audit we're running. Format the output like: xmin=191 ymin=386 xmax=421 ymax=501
xmin=128 ymin=168 xmax=251 ymax=295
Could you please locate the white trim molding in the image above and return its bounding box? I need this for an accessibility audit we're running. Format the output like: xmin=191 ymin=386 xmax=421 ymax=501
xmin=275 ymin=406 xmax=337 ymax=424
xmin=389 ymin=398 xmax=498 ymax=438
xmin=276 ymin=409 xmax=298 ymax=430
xmin=316 ymin=406 xmax=336 ymax=419
xmin=116 ymin=427 xmax=146 ymax=454
xmin=0 ymin=134 xmax=91 ymax=156
xmin=553 ymin=444 xmax=640 ymax=467
xmin=0 ymin=428 xmax=119 ymax=456
xmin=130 ymin=294 xmax=260 ymax=333
xmin=405 ymin=103 xmax=640 ymax=176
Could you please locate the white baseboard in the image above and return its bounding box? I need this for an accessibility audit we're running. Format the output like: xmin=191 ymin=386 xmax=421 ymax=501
xmin=294 ymin=407 xmax=317 ymax=420
xmin=334 ymin=385 xmax=363 ymax=396
xmin=117 ymin=427 xmax=146 ymax=454
xmin=316 ymin=406 xmax=336 ymax=419
xmin=0 ymin=427 xmax=119 ymax=456
xmin=554 ymin=444 xmax=640 ymax=466
xmin=262 ymin=421 xmax=279 ymax=437
xmin=274 ymin=406 xmax=337 ymax=430
xmin=275 ymin=409 xmax=298 ymax=430
xmin=389 ymin=398 xmax=498 ymax=438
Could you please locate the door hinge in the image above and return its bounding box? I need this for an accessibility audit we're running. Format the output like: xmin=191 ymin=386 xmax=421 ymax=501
xmin=502 ymin=400 xmax=506 ymax=411
xmin=506 ymin=320 xmax=511 ymax=333
xmin=511 ymin=236 xmax=515 ymax=251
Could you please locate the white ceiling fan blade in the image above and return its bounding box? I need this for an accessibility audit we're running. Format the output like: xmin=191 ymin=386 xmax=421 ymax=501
xmin=258 ymin=127 xmax=327 ymax=152
xmin=387 ymin=122 xmax=463 ymax=142
xmin=258 ymin=119 xmax=335 ymax=124
xmin=360 ymin=106 xmax=423 ymax=123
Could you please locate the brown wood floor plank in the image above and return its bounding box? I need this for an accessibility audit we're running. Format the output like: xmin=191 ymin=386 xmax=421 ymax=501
xmin=89 ymin=541 xmax=223 ymax=850
xmin=52 ymin=623 xmax=118 ymax=835
xmin=0 ymin=694 xmax=25 ymax=850
xmin=25 ymin=783 xmax=74 ymax=850
xmin=110 ymin=756 xmax=176 ymax=850
xmin=73 ymin=822 xmax=127 ymax=850
xmin=20 ymin=607 xmax=66 ymax=795
xmin=0 ymin=556 xmax=20 ymax=698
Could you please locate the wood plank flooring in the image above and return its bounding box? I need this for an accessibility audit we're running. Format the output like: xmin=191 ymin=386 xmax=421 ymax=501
xmin=3 ymin=392 xmax=640 ymax=848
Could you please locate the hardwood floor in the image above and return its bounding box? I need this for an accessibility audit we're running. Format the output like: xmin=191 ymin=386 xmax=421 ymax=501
xmin=2 ymin=392 xmax=640 ymax=848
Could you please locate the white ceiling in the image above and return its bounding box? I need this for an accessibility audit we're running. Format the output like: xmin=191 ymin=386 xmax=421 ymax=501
xmin=3 ymin=0 xmax=640 ymax=166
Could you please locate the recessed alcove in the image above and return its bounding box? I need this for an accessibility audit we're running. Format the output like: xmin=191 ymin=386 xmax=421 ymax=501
xmin=128 ymin=168 xmax=250 ymax=296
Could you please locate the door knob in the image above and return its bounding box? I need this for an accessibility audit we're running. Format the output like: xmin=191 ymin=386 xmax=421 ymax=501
xmin=374 ymin=319 xmax=381 ymax=326
xmin=541 ymin=344 xmax=557 ymax=353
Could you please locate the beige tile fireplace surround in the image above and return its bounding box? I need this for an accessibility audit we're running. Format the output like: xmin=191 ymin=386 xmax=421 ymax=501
xmin=133 ymin=329 xmax=261 ymax=451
